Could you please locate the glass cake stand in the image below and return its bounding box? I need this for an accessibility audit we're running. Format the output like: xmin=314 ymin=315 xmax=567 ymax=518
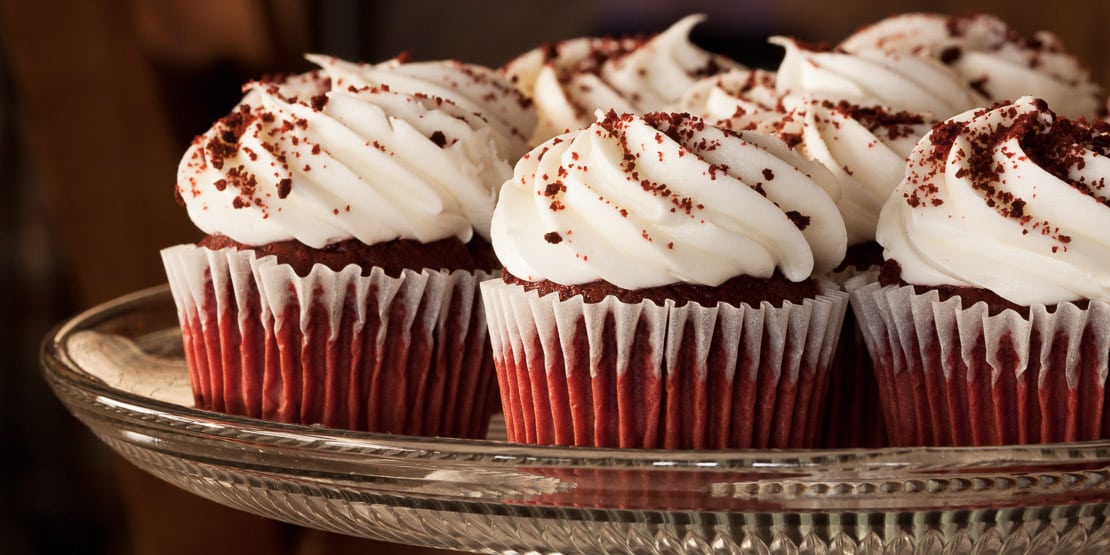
xmin=41 ymin=285 xmax=1110 ymax=555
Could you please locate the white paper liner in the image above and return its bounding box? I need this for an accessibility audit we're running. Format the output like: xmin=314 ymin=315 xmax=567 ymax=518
xmin=481 ymin=279 xmax=849 ymax=449
xmin=827 ymin=265 xmax=880 ymax=288
xmin=160 ymin=243 xmax=498 ymax=437
xmin=851 ymin=281 xmax=1110 ymax=446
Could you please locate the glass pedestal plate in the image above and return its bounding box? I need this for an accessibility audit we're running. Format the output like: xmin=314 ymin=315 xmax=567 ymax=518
xmin=41 ymin=286 xmax=1110 ymax=554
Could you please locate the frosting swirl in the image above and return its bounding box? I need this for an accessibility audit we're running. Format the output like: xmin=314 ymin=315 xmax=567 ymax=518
xmin=877 ymin=96 xmax=1110 ymax=305
xmin=503 ymin=15 xmax=738 ymax=145
xmin=770 ymin=98 xmax=935 ymax=246
xmin=771 ymin=36 xmax=986 ymax=120
xmin=840 ymin=13 xmax=1103 ymax=120
xmin=672 ymin=68 xmax=781 ymax=132
xmin=491 ymin=111 xmax=846 ymax=288
xmin=177 ymin=55 xmax=533 ymax=247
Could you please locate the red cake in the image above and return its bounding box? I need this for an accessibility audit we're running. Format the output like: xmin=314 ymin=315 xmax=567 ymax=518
xmin=856 ymin=96 xmax=1110 ymax=446
xmin=483 ymin=111 xmax=850 ymax=449
xmin=162 ymin=54 xmax=535 ymax=436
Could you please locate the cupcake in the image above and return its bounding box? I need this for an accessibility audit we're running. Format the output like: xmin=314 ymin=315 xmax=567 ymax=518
xmin=482 ymin=110 xmax=850 ymax=449
xmin=502 ymin=14 xmax=739 ymax=146
xmin=767 ymin=98 xmax=935 ymax=447
xmin=161 ymin=54 xmax=535 ymax=437
xmin=854 ymin=96 xmax=1110 ymax=446
xmin=840 ymin=13 xmax=1104 ymax=120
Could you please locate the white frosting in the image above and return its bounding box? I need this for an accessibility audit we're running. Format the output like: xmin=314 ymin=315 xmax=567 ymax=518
xmin=672 ymin=68 xmax=781 ymax=132
xmin=841 ymin=13 xmax=1103 ymax=120
xmin=878 ymin=96 xmax=1110 ymax=305
xmin=503 ymin=15 xmax=739 ymax=146
xmin=177 ymin=55 xmax=533 ymax=247
xmin=491 ymin=111 xmax=846 ymax=288
xmin=311 ymin=54 xmax=536 ymax=161
xmin=773 ymin=97 xmax=935 ymax=245
xmin=771 ymin=36 xmax=986 ymax=120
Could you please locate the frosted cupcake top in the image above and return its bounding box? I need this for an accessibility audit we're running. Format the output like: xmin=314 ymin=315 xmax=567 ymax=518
xmin=769 ymin=98 xmax=935 ymax=246
xmin=878 ymin=96 xmax=1110 ymax=305
xmin=502 ymin=14 xmax=738 ymax=146
xmin=771 ymin=36 xmax=986 ymax=120
xmin=491 ymin=111 xmax=846 ymax=289
xmin=672 ymin=68 xmax=781 ymax=132
xmin=841 ymin=13 xmax=1103 ymax=120
xmin=176 ymin=54 xmax=534 ymax=248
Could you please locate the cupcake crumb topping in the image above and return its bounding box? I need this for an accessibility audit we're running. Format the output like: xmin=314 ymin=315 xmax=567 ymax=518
xmin=909 ymin=98 xmax=1110 ymax=250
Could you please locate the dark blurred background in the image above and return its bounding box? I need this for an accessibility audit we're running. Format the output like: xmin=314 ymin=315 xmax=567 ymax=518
xmin=1 ymin=1 xmax=1107 ymax=553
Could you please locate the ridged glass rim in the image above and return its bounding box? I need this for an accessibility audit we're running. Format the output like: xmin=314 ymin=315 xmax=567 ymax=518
xmin=40 ymin=285 xmax=1110 ymax=514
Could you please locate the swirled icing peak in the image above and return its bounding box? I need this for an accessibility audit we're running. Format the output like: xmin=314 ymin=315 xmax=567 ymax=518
xmin=878 ymin=96 xmax=1110 ymax=305
xmin=491 ymin=111 xmax=846 ymax=289
xmin=771 ymin=36 xmax=986 ymax=120
xmin=841 ymin=13 xmax=1103 ymax=119
xmin=502 ymin=14 xmax=739 ymax=145
xmin=176 ymin=55 xmax=534 ymax=248
xmin=672 ymin=67 xmax=782 ymax=132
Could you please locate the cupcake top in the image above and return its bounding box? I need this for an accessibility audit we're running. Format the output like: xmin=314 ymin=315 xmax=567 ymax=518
xmin=672 ymin=67 xmax=781 ymax=132
xmin=877 ymin=96 xmax=1110 ymax=305
xmin=771 ymin=36 xmax=986 ymax=120
xmin=176 ymin=54 xmax=534 ymax=248
xmin=502 ymin=14 xmax=739 ymax=145
xmin=491 ymin=110 xmax=846 ymax=290
xmin=840 ymin=13 xmax=1103 ymax=120
xmin=769 ymin=98 xmax=936 ymax=246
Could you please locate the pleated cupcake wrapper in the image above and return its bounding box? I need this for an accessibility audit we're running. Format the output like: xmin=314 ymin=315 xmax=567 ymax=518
xmin=160 ymin=244 xmax=498 ymax=438
xmin=481 ymin=279 xmax=849 ymax=449
xmin=826 ymin=265 xmax=879 ymax=287
xmin=851 ymin=282 xmax=1110 ymax=446
xmin=821 ymin=268 xmax=887 ymax=448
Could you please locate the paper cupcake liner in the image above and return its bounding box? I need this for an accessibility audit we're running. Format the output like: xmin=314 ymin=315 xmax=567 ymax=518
xmin=161 ymin=244 xmax=498 ymax=438
xmin=820 ymin=268 xmax=887 ymax=448
xmin=851 ymin=282 xmax=1110 ymax=446
xmin=481 ymin=279 xmax=849 ymax=449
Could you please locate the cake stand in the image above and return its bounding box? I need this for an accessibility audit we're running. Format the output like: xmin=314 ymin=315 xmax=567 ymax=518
xmin=41 ymin=285 xmax=1110 ymax=554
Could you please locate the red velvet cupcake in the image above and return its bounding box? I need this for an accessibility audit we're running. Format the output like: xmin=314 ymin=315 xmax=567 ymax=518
xmin=161 ymin=54 xmax=535 ymax=436
xmin=482 ymin=111 xmax=849 ymax=449
xmin=766 ymin=98 xmax=936 ymax=448
xmin=855 ymin=96 xmax=1110 ymax=446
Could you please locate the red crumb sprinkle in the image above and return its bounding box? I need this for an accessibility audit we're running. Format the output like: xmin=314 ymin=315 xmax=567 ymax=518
xmin=910 ymin=98 xmax=1109 ymax=252
xmin=784 ymin=210 xmax=811 ymax=230
xmin=276 ymin=178 xmax=292 ymax=199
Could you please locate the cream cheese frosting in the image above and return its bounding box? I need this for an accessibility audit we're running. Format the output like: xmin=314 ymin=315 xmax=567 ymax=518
xmin=502 ymin=14 xmax=739 ymax=145
xmin=840 ymin=13 xmax=1103 ymax=120
xmin=877 ymin=96 xmax=1110 ymax=305
xmin=770 ymin=98 xmax=935 ymax=246
xmin=177 ymin=55 xmax=533 ymax=247
xmin=491 ymin=111 xmax=846 ymax=288
xmin=672 ymin=68 xmax=781 ymax=132
xmin=771 ymin=36 xmax=986 ymax=120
